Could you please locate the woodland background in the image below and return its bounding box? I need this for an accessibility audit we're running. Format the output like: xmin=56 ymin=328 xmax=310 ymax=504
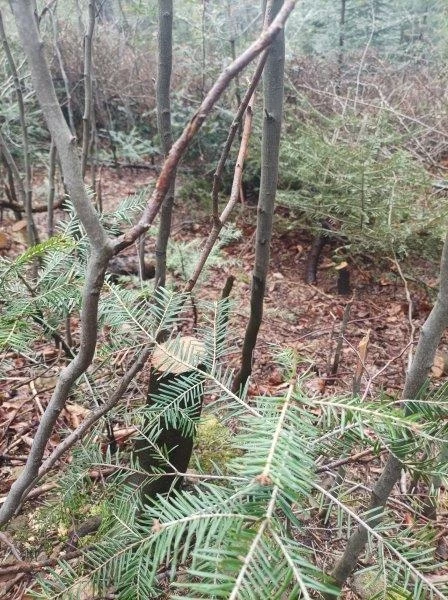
xmin=1 ymin=0 xmax=448 ymax=598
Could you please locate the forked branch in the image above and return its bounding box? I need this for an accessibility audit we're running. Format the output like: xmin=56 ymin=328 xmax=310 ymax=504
xmin=0 ymin=0 xmax=297 ymax=527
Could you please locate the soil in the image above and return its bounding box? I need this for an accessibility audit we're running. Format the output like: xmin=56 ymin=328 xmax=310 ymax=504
xmin=1 ymin=167 xmax=447 ymax=599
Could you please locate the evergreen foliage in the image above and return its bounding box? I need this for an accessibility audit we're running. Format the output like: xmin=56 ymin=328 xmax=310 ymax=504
xmin=22 ymin=279 xmax=448 ymax=599
xmin=273 ymin=112 xmax=446 ymax=258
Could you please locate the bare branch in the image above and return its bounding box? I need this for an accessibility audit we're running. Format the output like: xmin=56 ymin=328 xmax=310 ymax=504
xmin=211 ymin=50 xmax=268 ymax=221
xmin=185 ymin=95 xmax=255 ymax=293
xmin=0 ymin=9 xmax=38 ymax=247
xmin=113 ymin=0 xmax=297 ymax=254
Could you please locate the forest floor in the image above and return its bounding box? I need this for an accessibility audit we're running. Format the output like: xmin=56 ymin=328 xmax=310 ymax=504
xmin=1 ymin=167 xmax=448 ymax=599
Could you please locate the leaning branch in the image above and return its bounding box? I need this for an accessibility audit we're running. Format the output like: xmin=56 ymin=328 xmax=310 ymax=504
xmin=185 ymin=95 xmax=255 ymax=292
xmin=113 ymin=0 xmax=297 ymax=254
xmin=211 ymin=50 xmax=268 ymax=221
xmin=329 ymin=232 xmax=448 ymax=592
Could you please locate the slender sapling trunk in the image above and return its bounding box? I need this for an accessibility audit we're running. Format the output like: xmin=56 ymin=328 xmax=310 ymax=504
xmin=233 ymin=0 xmax=285 ymax=392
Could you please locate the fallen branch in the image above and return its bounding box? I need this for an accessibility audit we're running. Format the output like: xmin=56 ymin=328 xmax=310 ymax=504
xmin=0 ymin=197 xmax=64 ymax=214
xmin=0 ymin=548 xmax=86 ymax=576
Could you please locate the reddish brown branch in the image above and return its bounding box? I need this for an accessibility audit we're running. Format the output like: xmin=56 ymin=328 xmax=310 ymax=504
xmin=185 ymin=96 xmax=255 ymax=293
xmin=0 ymin=548 xmax=85 ymax=576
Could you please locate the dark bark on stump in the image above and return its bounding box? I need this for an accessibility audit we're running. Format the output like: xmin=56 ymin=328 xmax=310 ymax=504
xmin=305 ymin=232 xmax=328 ymax=284
xmin=134 ymin=337 xmax=205 ymax=501
xmin=337 ymin=265 xmax=351 ymax=296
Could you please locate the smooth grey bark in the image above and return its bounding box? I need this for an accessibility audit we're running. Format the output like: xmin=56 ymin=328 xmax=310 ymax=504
xmin=47 ymin=140 xmax=56 ymax=237
xmin=81 ymin=0 xmax=95 ymax=179
xmin=329 ymin=233 xmax=448 ymax=594
xmin=154 ymin=0 xmax=175 ymax=289
xmin=0 ymin=0 xmax=296 ymax=526
xmin=49 ymin=8 xmax=75 ymax=134
xmin=0 ymin=9 xmax=38 ymax=247
xmin=233 ymin=0 xmax=285 ymax=391
xmin=0 ymin=0 xmax=112 ymax=528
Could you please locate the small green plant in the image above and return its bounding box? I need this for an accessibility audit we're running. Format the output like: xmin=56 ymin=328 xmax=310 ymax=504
xmin=30 ymin=300 xmax=448 ymax=599
xmin=99 ymin=127 xmax=159 ymax=163
xmin=192 ymin=415 xmax=240 ymax=473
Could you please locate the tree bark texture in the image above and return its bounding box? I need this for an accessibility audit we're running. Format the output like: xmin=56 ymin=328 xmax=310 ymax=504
xmin=233 ymin=0 xmax=285 ymax=392
xmin=81 ymin=0 xmax=95 ymax=179
xmin=329 ymin=233 xmax=448 ymax=593
xmin=154 ymin=0 xmax=175 ymax=289
xmin=134 ymin=338 xmax=205 ymax=500
xmin=0 ymin=0 xmax=296 ymax=526
xmin=305 ymin=230 xmax=328 ymax=284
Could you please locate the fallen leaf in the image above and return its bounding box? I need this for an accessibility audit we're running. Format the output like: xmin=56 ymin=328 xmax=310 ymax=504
xmin=0 ymin=231 xmax=11 ymax=250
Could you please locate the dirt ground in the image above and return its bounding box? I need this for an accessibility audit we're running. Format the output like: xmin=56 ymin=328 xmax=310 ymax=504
xmin=1 ymin=167 xmax=447 ymax=599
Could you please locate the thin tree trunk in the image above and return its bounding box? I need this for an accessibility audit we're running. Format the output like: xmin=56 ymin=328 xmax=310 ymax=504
xmin=337 ymin=0 xmax=346 ymax=91
xmin=114 ymin=0 xmax=296 ymax=254
xmin=47 ymin=140 xmax=56 ymax=237
xmin=227 ymin=0 xmax=242 ymax=115
xmin=201 ymin=0 xmax=207 ymax=101
xmin=49 ymin=9 xmax=75 ymax=134
xmin=328 ymin=232 xmax=448 ymax=594
xmin=232 ymin=0 xmax=285 ymax=392
xmin=81 ymin=0 xmax=95 ymax=179
xmin=154 ymin=0 xmax=175 ymax=290
xmin=0 ymin=132 xmax=31 ymax=229
xmin=1 ymin=150 xmax=22 ymax=219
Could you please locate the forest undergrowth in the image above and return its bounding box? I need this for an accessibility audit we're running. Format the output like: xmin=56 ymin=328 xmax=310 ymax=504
xmin=1 ymin=165 xmax=448 ymax=599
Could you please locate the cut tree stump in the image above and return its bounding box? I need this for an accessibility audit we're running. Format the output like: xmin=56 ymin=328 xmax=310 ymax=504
xmin=134 ymin=336 xmax=206 ymax=502
xmin=107 ymin=255 xmax=155 ymax=281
